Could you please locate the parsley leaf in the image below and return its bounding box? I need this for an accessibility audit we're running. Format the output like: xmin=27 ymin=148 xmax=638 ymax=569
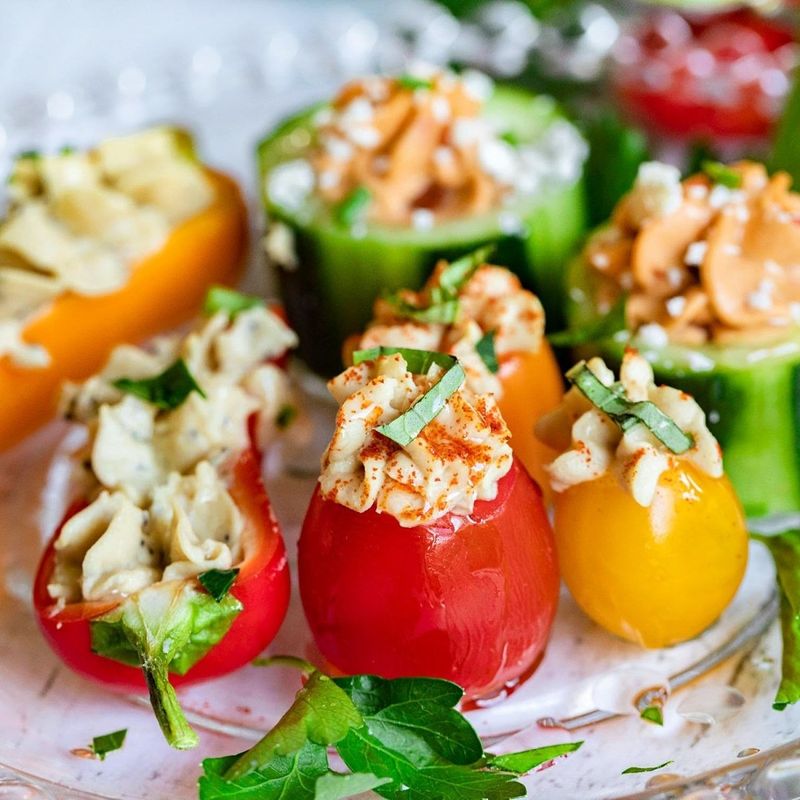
xmin=548 ymin=294 xmax=627 ymax=347
xmin=199 ymin=568 xmax=239 ymax=602
xmin=335 ymin=186 xmax=371 ymax=227
xmin=475 ymin=330 xmax=499 ymax=374
xmin=204 ymin=285 xmax=264 ymax=317
xmin=701 ymin=160 xmax=742 ymax=189
xmin=566 ymin=361 xmax=694 ymax=454
xmin=200 ymin=667 xmax=582 ymax=800
xmin=315 ymin=772 xmax=392 ymax=800
xmin=397 ymin=75 xmax=434 ymax=91
xmin=487 ymin=742 xmax=583 ymax=773
xmin=753 ymin=530 xmax=800 ymax=710
xmin=622 ymin=760 xmax=673 ymax=775
xmin=90 ymin=729 xmax=127 ymax=760
xmin=113 ymin=359 xmax=205 ymax=410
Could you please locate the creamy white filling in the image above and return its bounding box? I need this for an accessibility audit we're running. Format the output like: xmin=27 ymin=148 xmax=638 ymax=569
xmin=50 ymin=304 xmax=297 ymax=603
xmin=321 ymin=353 xmax=513 ymax=527
xmin=536 ymin=351 xmax=723 ymax=506
xmin=0 ymin=127 xmax=215 ymax=368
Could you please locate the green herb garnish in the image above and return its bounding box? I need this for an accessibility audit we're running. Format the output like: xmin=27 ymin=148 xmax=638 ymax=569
xmin=198 ymin=663 xmax=582 ymax=800
xmin=753 ymin=529 xmax=800 ymax=710
xmin=377 ymin=359 xmax=465 ymax=447
xmin=383 ymin=290 xmax=461 ymax=325
xmin=335 ymin=186 xmax=372 ymax=227
xmin=353 ymin=346 xmax=456 ymax=374
xmin=204 ymin=285 xmax=264 ymax=317
xmin=92 ymin=583 xmax=242 ymax=749
xmin=59 ymin=144 xmax=77 ymax=155
xmin=16 ymin=149 xmax=40 ymax=161
xmin=90 ymin=729 xmax=127 ymax=760
xmin=701 ymin=160 xmax=742 ymax=189
xmin=548 ymin=294 xmax=627 ymax=347
xmin=397 ymin=74 xmax=434 ymax=91
xmin=566 ymin=361 xmax=694 ymax=454
xmin=438 ymin=245 xmax=494 ymax=296
xmin=622 ymin=760 xmax=673 ymax=775
xmin=640 ymin=706 xmax=664 ymax=726
xmin=383 ymin=246 xmax=494 ymax=325
xmin=198 ymin=568 xmax=240 ymax=602
xmin=276 ymin=404 xmax=298 ymax=430
xmin=475 ymin=329 xmax=499 ymax=373
xmin=113 ymin=359 xmax=205 ymax=410
xmin=499 ymin=131 xmax=521 ymax=147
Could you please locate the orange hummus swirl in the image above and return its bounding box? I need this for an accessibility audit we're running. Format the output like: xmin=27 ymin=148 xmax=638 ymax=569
xmin=584 ymin=160 xmax=800 ymax=345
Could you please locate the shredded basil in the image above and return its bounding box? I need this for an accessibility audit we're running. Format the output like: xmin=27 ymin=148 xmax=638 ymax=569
xmin=352 ymin=346 xmax=456 ymax=374
xmin=113 ymin=359 xmax=205 ymax=410
xmin=397 ymin=74 xmax=434 ymax=91
xmin=475 ymin=330 xmax=499 ymax=374
xmin=438 ymin=245 xmax=494 ymax=296
xmin=382 ymin=292 xmax=460 ymax=325
xmin=702 ymin=160 xmax=742 ymax=189
xmin=377 ymin=360 xmax=465 ymax=447
xmin=204 ymin=285 xmax=264 ymax=317
xmin=566 ymin=362 xmax=694 ymax=454
xmin=335 ymin=186 xmax=372 ymax=227
xmin=198 ymin=568 xmax=240 ymax=602
xmin=90 ymin=729 xmax=127 ymax=760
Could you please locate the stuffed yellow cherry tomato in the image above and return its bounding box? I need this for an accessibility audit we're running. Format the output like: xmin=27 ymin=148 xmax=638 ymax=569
xmin=347 ymin=249 xmax=562 ymax=500
xmin=538 ymin=351 xmax=748 ymax=648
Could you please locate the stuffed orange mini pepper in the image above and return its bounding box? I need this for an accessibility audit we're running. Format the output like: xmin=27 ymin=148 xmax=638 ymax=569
xmin=537 ymin=349 xmax=748 ymax=648
xmin=0 ymin=127 xmax=247 ymax=451
xmin=346 ymin=249 xmax=563 ymax=497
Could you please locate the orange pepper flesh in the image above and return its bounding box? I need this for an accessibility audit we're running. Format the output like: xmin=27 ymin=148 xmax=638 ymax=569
xmin=0 ymin=169 xmax=247 ymax=452
xmin=496 ymin=343 xmax=563 ymax=502
xmin=553 ymin=465 xmax=749 ymax=648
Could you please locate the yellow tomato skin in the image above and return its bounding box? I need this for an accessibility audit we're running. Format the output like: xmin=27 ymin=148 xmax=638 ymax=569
xmin=553 ymin=464 xmax=748 ymax=648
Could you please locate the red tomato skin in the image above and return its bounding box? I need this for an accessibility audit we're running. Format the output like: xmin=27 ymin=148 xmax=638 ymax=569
xmin=298 ymin=458 xmax=560 ymax=699
xmin=32 ymin=448 xmax=290 ymax=693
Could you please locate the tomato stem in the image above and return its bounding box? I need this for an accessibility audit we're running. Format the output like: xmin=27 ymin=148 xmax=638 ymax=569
xmin=143 ymin=658 xmax=199 ymax=750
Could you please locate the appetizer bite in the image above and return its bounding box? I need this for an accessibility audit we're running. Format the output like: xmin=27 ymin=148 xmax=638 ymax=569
xmin=33 ymin=290 xmax=296 ymax=749
xmin=537 ymin=350 xmax=748 ymax=648
xmin=565 ymin=159 xmax=800 ymax=518
xmin=0 ymin=127 xmax=247 ymax=451
xmin=298 ymin=347 xmax=559 ymax=699
xmin=346 ymin=250 xmax=563 ymax=497
xmin=258 ymin=65 xmax=587 ymax=374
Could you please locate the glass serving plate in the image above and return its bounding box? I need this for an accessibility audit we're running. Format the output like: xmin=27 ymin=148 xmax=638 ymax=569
xmin=1 ymin=2 xmax=799 ymax=798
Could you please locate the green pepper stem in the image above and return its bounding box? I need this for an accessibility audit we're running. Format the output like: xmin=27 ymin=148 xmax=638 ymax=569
xmin=143 ymin=658 xmax=199 ymax=750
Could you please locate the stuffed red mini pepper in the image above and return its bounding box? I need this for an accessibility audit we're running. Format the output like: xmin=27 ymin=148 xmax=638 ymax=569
xmin=33 ymin=288 xmax=297 ymax=749
xmin=298 ymin=347 xmax=559 ymax=699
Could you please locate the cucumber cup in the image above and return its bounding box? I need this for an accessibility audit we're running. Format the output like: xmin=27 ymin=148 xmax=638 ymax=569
xmin=257 ymin=82 xmax=587 ymax=376
xmin=565 ymin=252 xmax=800 ymax=521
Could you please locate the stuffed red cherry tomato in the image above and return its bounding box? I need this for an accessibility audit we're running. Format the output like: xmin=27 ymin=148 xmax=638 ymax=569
xmin=346 ymin=251 xmax=563 ymax=501
xmin=613 ymin=8 xmax=795 ymax=141
xmin=298 ymin=347 xmax=559 ymax=699
xmin=32 ymin=288 xmax=297 ymax=749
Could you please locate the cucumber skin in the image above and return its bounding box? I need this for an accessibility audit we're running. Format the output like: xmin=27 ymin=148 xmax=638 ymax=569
xmin=257 ymin=92 xmax=586 ymax=376
xmin=564 ymin=255 xmax=800 ymax=520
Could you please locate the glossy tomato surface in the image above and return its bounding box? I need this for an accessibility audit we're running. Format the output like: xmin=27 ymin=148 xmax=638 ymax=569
xmin=33 ymin=448 xmax=290 ymax=693
xmin=553 ymin=464 xmax=748 ymax=648
xmin=496 ymin=346 xmax=563 ymax=502
xmin=298 ymin=458 xmax=560 ymax=699
xmin=614 ymin=9 xmax=795 ymax=140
